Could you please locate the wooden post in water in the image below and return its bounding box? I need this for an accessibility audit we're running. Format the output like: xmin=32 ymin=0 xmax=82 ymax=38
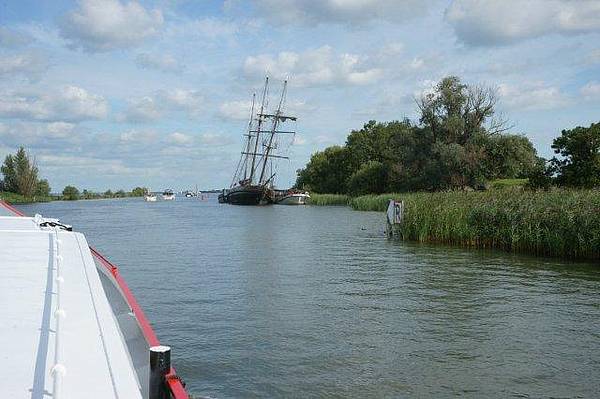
xmin=386 ymin=199 xmax=404 ymax=238
xmin=150 ymin=345 xmax=171 ymax=399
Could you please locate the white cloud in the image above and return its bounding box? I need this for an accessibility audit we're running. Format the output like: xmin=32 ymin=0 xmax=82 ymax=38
xmin=158 ymin=89 xmax=203 ymax=113
xmin=60 ymin=0 xmax=163 ymax=52
xmin=199 ymin=133 xmax=234 ymax=146
xmin=0 ymin=121 xmax=78 ymax=146
xmin=219 ymin=98 xmax=312 ymax=121
xmin=498 ymin=82 xmax=570 ymax=110
xmin=0 ymin=27 xmax=32 ymax=48
xmin=580 ymin=81 xmax=600 ymax=99
xmin=446 ymin=0 xmax=600 ymax=46
xmin=168 ymin=132 xmax=193 ymax=145
xmin=292 ymin=136 xmax=306 ymax=145
xmin=173 ymin=17 xmax=238 ymax=39
xmin=0 ymin=51 xmax=49 ymax=80
xmin=218 ymin=100 xmax=253 ymax=121
xmin=120 ymin=89 xmax=203 ymax=122
xmin=119 ymin=129 xmax=158 ymax=144
xmin=135 ymin=53 xmax=183 ymax=73
xmin=250 ymin=0 xmax=432 ymax=25
xmin=0 ymin=86 xmax=109 ymax=122
xmin=39 ymin=154 xmax=142 ymax=176
xmin=120 ymin=96 xmax=162 ymax=123
xmin=244 ymin=45 xmax=383 ymax=87
xmin=285 ymin=99 xmax=317 ymax=115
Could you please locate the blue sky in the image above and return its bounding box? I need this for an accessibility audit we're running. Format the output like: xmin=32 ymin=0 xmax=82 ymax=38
xmin=1 ymin=0 xmax=599 ymax=192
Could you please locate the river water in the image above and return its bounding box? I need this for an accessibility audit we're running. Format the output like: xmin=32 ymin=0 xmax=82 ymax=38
xmin=18 ymin=197 xmax=600 ymax=398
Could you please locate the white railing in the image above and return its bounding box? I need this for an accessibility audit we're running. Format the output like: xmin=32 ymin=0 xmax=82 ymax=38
xmin=51 ymin=227 xmax=66 ymax=397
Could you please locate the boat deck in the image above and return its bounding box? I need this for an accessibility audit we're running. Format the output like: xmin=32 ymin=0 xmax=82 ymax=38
xmin=0 ymin=208 xmax=143 ymax=397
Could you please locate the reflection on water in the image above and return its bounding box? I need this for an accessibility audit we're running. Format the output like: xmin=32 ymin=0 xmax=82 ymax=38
xmin=19 ymin=198 xmax=600 ymax=398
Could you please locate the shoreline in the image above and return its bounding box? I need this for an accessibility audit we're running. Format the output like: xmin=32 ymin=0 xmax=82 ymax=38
xmin=0 ymin=191 xmax=145 ymax=204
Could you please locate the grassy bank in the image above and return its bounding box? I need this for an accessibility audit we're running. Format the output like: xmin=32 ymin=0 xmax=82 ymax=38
xmin=308 ymin=193 xmax=350 ymax=206
xmin=310 ymin=189 xmax=600 ymax=260
xmin=0 ymin=191 xmax=53 ymax=204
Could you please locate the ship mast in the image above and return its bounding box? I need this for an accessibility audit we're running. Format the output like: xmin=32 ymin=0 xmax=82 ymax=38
xmin=258 ymin=79 xmax=296 ymax=185
xmin=232 ymin=77 xmax=297 ymax=189
xmin=242 ymin=93 xmax=256 ymax=181
xmin=231 ymin=93 xmax=257 ymax=188
xmin=249 ymin=77 xmax=269 ymax=183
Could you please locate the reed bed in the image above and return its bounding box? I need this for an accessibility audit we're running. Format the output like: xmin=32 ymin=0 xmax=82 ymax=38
xmin=312 ymin=189 xmax=600 ymax=259
xmin=371 ymin=190 xmax=600 ymax=259
xmin=308 ymin=193 xmax=350 ymax=206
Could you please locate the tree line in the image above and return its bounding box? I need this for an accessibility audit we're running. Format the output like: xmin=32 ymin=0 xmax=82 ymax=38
xmin=295 ymin=76 xmax=600 ymax=194
xmin=1 ymin=147 xmax=149 ymax=201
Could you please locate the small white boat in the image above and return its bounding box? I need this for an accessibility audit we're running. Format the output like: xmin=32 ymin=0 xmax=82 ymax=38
xmin=162 ymin=189 xmax=175 ymax=201
xmin=275 ymin=191 xmax=310 ymax=205
xmin=144 ymin=188 xmax=157 ymax=202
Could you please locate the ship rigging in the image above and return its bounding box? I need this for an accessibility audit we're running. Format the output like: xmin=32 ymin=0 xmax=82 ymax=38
xmin=219 ymin=77 xmax=297 ymax=205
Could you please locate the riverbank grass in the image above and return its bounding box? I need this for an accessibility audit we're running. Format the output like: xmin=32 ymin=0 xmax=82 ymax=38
xmin=310 ymin=189 xmax=600 ymax=260
xmin=0 ymin=191 xmax=53 ymax=204
xmin=308 ymin=193 xmax=350 ymax=206
xmin=392 ymin=189 xmax=599 ymax=259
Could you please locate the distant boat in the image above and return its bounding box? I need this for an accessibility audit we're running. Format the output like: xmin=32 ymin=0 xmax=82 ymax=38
xmin=220 ymin=77 xmax=297 ymax=206
xmin=144 ymin=188 xmax=157 ymax=202
xmin=162 ymin=189 xmax=175 ymax=201
xmin=275 ymin=190 xmax=310 ymax=205
xmin=184 ymin=191 xmax=194 ymax=198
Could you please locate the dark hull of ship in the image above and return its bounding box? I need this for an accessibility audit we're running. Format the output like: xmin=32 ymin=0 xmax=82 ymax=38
xmin=225 ymin=185 xmax=272 ymax=205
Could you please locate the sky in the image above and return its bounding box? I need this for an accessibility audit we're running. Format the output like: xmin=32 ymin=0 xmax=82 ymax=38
xmin=1 ymin=0 xmax=599 ymax=192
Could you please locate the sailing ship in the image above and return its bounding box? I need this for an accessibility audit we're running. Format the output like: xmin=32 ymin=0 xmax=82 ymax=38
xmin=220 ymin=77 xmax=297 ymax=205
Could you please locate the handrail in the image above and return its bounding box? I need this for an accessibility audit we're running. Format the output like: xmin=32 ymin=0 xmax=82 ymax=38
xmin=51 ymin=228 xmax=66 ymax=397
xmin=0 ymin=200 xmax=189 ymax=399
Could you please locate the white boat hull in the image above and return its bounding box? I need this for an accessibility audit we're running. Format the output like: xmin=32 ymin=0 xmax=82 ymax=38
xmin=162 ymin=195 xmax=175 ymax=200
xmin=144 ymin=195 xmax=157 ymax=202
xmin=276 ymin=193 xmax=310 ymax=205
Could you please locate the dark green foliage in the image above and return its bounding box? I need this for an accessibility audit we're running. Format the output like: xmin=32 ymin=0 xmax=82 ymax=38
xmin=347 ymin=161 xmax=387 ymax=195
xmin=295 ymin=146 xmax=353 ymax=193
xmin=296 ymin=76 xmax=535 ymax=194
xmin=551 ymin=122 xmax=600 ymax=188
xmin=62 ymin=185 xmax=80 ymax=200
xmin=526 ymin=158 xmax=554 ymax=190
xmin=104 ymin=189 xmax=114 ymax=197
xmin=131 ymin=186 xmax=147 ymax=197
xmin=35 ymin=179 xmax=51 ymax=197
xmin=1 ymin=147 xmax=44 ymax=198
xmin=481 ymin=134 xmax=538 ymax=179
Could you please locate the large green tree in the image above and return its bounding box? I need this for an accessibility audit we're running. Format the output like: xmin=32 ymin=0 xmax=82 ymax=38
xmin=1 ymin=147 xmax=45 ymax=197
xmin=295 ymin=146 xmax=353 ymax=193
xmin=62 ymin=185 xmax=80 ymax=200
xmin=551 ymin=122 xmax=600 ymax=188
xmin=131 ymin=186 xmax=147 ymax=197
xmin=295 ymin=76 xmax=537 ymax=194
